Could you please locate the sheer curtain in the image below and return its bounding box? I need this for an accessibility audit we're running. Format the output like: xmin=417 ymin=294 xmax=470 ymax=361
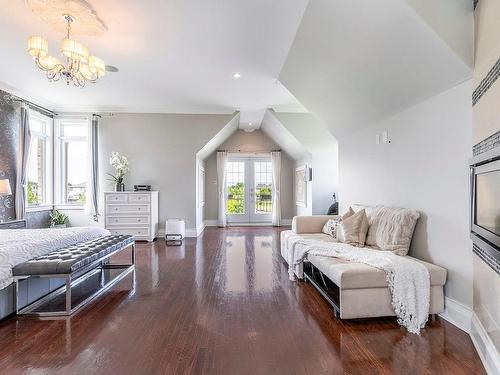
xmin=85 ymin=114 xmax=100 ymax=221
xmin=271 ymin=151 xmax=281 ymax=226
xmin=217 ymin=151 xmax=228 ymax=227
xmin=15 ymin=103 xmax=31 ymax=220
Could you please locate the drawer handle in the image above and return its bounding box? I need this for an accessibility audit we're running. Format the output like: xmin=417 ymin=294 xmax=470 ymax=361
xmin=138 ymin=208 xmax=141 ymax=210
xmin=138 ymin=197 xmax=141 ymax=200
xmin=115 ymin=208 xmax=118 ymax=211
xmin=138 ymin=219 xmax=141 ymax=222
xmin=115 ymin=219 xmax=118 ymax=222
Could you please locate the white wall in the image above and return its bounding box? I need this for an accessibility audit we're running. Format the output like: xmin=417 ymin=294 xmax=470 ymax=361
xmin=294 ymin=157 xmax=313 ymax=216
xmin=204 ymin=130 xmax=295 ymax=222
xmin=472 ymin=0 xmax=500 ymax=364
xmin=271 ymin=112 xmax=338 ymax=215
xmin=64 ymin=113 xmax=235 ymax=233
xmin=338 ymin=81 xmax=473 ymax=308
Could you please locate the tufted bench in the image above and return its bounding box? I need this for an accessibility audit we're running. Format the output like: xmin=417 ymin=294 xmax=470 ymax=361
xmin=13 ymin=234 xmax=135 ymax=317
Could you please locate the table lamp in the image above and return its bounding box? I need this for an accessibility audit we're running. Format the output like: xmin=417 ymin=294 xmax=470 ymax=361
xmin=0 ymin=179 xmax=12 ymax=196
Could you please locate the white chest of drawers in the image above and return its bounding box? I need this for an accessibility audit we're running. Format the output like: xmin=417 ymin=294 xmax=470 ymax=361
xmin=104 ymin=191 xmax=159 ymax=242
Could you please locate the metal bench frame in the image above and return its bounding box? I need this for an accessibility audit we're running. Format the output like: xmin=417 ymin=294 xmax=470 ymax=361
xmin=14 ymin=242 xmax=135 ymax=317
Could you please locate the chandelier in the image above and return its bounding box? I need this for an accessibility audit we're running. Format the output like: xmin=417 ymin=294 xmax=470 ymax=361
xmin=27 ymin=14 xmax=105 ymax=87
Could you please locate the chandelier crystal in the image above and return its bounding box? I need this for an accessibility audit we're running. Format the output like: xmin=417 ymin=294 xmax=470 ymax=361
xmin=27 ymin=14 xmax=105 ymax=87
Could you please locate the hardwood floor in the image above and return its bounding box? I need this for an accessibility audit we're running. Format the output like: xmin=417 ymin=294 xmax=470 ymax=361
xmin=0 ymin=227 xmax=486 ymax=375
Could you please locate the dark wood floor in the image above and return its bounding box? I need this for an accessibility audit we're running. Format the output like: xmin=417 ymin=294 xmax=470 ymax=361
xmin=0 ymin=227 xmax=486 ymax=375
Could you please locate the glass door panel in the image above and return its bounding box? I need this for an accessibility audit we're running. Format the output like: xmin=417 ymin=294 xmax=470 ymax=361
xmin=226 ymin=158 xmax=273 ymax=224
xmin=226 ymin=161 xmax=249 ymax=222
xmin=251 ymin=161 xmax=272 ymax=222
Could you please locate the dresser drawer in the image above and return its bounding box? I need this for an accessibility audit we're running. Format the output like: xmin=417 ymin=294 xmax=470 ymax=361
xmin=106 ymin=194 xmax=128 ymax=203
xmin=106 ymin=216 xmax=150 ymax=226
xmin=108 ymin=227 xmax=150 ymax=237
xmin=128 ymin=194 xmax=151 ymax=203
xmin=106 ymin=204 xmax=150 ymax=214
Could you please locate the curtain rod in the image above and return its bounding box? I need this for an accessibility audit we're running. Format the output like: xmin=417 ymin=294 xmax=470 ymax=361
xmin=217 ymin=149 xmax=281 ymax=153
xmin=4 ymin=93 xmax=56 ymax=116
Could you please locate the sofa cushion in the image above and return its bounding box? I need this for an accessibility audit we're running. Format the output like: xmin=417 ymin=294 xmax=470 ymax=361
xmin=365 ymin=206 xmax=420 ymax=256
xmin=307 ymin=253 xmax=446 ymax=289
xmin=322 ymin=218 xmax=341 ymax=238
xmin=340 ymin=209 xmax=369 ymax=247
xmin=337 ymin=208 xmax=354 ymax=242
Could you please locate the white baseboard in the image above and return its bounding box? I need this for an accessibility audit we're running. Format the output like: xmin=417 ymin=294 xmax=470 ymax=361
xmin=439 ymin=296 xmax=472 ymax=333
xmin=439 ymin=297 xmax=499 ymax=375
xmin=471 ymin=312 xmax=500 ymax=375
xmin=196 ymin=222 xmax=206 ymax=237
xmin=204 ymin=219 xmax=292 ymax=227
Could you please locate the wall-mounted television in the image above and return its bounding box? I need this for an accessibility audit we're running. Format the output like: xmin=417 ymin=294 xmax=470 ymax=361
xmin=470 ymin=153 xmax=500 ymax=262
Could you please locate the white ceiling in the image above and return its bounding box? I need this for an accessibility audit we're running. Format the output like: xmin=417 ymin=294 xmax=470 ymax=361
xmin=0 ymin=0 xmax=308 ymax=127
xmin=279 ymin=0 xmax=473 ymax=139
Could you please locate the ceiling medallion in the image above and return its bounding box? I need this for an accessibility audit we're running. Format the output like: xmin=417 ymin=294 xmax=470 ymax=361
xmin=27 ymin=14 xmax=105 ymax=87
xmin=26 ymin=0 xmax=107 ymax=36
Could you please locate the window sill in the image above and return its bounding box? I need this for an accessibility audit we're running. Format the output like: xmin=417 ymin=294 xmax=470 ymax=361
xmin=26 ymin=205 xmax=53 ymax=213
xmin=54 ymin=204 xmax=85 ymax=211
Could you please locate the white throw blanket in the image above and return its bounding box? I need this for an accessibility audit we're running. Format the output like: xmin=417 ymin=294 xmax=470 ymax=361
xmin=289 ymin=238 xmax=430 ymax=334
xmin=0 ymin=227 xmax=110 ymax=290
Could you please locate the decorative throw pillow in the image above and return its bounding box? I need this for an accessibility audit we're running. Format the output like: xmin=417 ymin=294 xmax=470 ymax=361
xmin=340 ymin=209 xmax=369 ymax=247
xmin=365 ymin=206 xmax=420 ymax=255
xmin=322 ymin=218 xmax=341 ymax=239
xmin=337 ymin=207 xmax=355 ymax=243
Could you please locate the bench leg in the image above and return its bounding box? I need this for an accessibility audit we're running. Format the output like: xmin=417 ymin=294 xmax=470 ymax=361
xmin=132 ymin=243 xmax=136 ymax=265
xmin=15 ymin=280 xmax=19 ymax=315
xmin=65 ymin=275 xmax=72 ymax=315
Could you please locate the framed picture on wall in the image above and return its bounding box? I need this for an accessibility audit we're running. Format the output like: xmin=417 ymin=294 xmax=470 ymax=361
xmin=295 ymin=165 xmax=307 ymax=207
xmin=198 ymin=165 xmax=205 ymax=208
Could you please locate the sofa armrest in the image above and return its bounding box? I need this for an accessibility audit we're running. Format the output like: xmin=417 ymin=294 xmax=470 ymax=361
xmin=292 ymin=215 xmax=338 ymax=234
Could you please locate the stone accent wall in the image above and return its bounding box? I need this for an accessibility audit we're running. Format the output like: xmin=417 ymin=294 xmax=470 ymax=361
xmin=0 ymin=90 xmax=20 ymax=222
xmin=472 ymin=130 xmax=500 ymax=156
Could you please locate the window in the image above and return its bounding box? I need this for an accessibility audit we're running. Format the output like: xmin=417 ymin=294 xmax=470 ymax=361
xmin=254 ymin=161 xmax=272 ymax=214
xmin=55 ymin=118 xmax=89 ymax=206
xmin=226 ymin=161 xmax=245 ymax=214
xmin=27 ymin=111 xmax=52 ymax=207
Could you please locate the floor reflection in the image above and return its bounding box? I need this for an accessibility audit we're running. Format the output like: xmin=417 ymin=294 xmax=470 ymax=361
xmin=253 ymin=235 xmax=274 ymax=291
xmin=225 ymin=235 xmax=247 ymax=293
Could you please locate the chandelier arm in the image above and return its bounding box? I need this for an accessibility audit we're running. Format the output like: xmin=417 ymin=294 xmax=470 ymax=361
xmin=28 ymin=14 xmax=104 ymax=87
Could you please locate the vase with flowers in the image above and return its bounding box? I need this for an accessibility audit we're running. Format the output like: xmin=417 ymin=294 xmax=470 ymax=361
xmin=108 ymin=152 xmax=130 ymax=192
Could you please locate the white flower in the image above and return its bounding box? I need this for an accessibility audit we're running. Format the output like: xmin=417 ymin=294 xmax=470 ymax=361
xmin=109 ymin=152 xmax=130 ymax=180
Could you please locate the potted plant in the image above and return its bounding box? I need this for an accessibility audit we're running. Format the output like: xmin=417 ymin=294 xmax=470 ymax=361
xmin=108 ymin=151 xmax=130 ymax=192
xmin=50 ymin=209 xmax=68 ymax=228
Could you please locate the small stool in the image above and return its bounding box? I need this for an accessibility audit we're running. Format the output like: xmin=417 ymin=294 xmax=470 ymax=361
xmin=165 ymin=219 xmax=185 ymax=245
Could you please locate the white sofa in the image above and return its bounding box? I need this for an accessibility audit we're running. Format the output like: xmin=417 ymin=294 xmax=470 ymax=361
xmin=281 ymin=214 xmax=447 ymax=319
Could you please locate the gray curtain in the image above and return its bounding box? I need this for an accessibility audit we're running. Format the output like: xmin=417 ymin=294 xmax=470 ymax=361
xmin=15 ymin=104 xmax=31 ymax=220
xmin=85 ymin=114 xmax=100 ymax=221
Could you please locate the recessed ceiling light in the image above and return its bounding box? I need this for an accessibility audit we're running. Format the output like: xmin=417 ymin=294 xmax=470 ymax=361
xmin=233 ymin=72 xmax=241 ymax=79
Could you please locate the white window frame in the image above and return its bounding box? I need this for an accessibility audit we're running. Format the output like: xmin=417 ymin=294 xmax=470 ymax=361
xmin=26 ymin=110 xmax=53 ymax=212
xmin=54 ymin=116 xmax=90 ymax=210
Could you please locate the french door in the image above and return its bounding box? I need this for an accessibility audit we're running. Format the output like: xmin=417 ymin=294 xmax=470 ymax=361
xmin=226 ymin=157 xmax=273 ymax=224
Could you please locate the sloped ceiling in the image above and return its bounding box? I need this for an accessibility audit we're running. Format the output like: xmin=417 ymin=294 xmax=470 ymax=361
xmin=196 ymin=112 xmax=240 ymax=160
xmin=279 ymin=0 xmax=473 ymax=139
xmin=270 ymin=110 xmax=337 ymax=153
xmin=260 ymin=111 xmax=309 ymax=161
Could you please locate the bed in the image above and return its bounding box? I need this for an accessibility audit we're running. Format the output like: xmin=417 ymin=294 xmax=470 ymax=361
xmin=0 ymin=227 xmax=110 ymax=319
